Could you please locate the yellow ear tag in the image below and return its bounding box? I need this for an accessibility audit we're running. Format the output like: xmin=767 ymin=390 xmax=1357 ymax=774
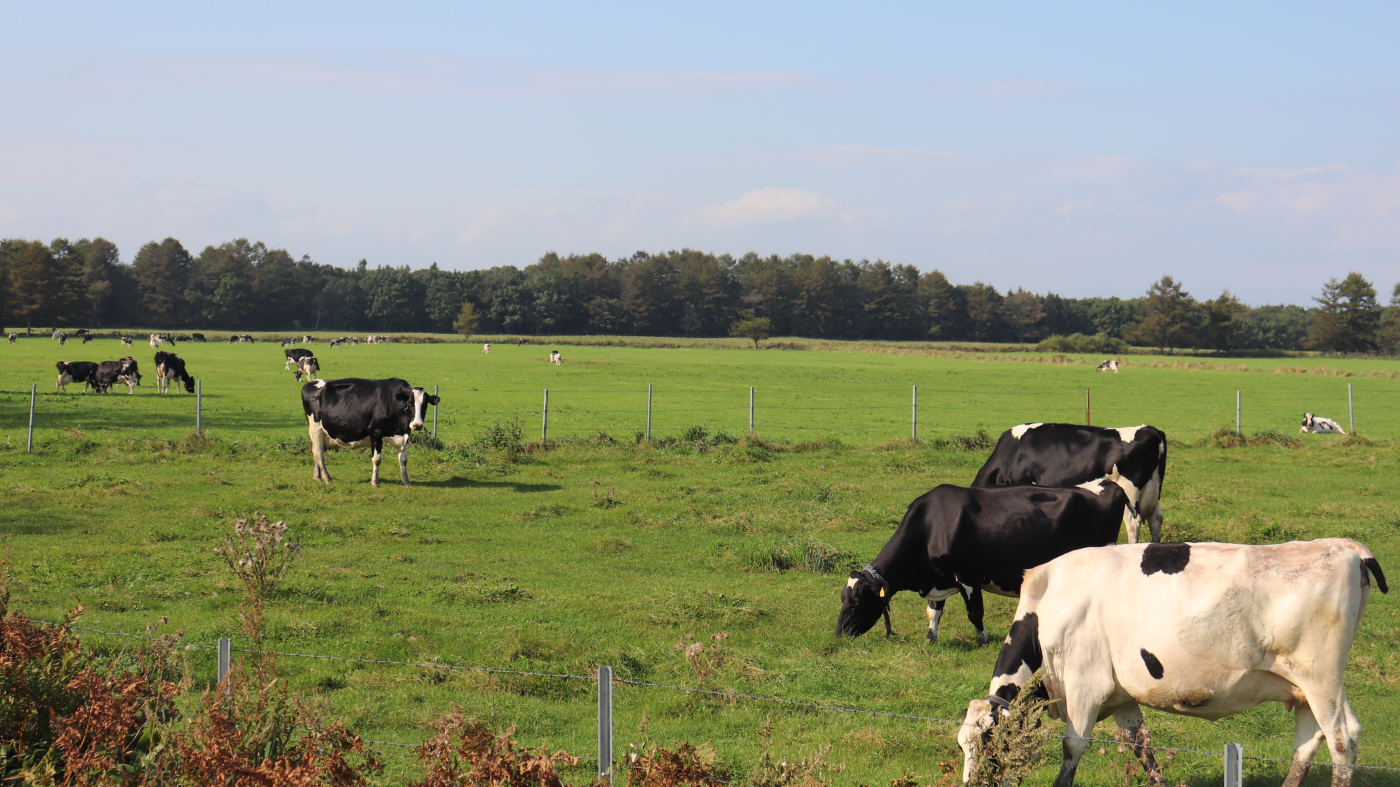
xmin=878 ymin=587 xmax=885 ymax=597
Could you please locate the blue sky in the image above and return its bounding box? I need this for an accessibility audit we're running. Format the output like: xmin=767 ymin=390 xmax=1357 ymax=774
xmin=3 ymin=1 xmax=1398 ymax=303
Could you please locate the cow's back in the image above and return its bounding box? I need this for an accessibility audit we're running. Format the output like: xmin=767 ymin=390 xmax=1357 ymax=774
xmin=973 ymin=423 xmax=1165 ymax=488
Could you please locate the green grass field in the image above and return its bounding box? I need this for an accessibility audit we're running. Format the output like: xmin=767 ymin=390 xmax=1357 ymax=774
xmin=1 ymin=334 xmax=1398 ymax=786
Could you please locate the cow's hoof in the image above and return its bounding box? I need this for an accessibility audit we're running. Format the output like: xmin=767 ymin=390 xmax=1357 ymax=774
xmin=976 ymin=631 xmax=991 ymax=646
xmin=926 ymin=631 xmax=938 ymax=644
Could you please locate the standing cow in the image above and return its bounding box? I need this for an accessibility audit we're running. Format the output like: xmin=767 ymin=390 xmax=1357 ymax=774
xmin=973 ymin=423 xmax=1166 ymax=544
xmin=957 ymin=539 xmax=1387 ymax=787
xmin=301 ymin=378 xmax=440 ymax=487
xmin=837 ymin=480 xmax=1131 ymax=645
xmin=154 ymin=351 xmax=195 ymax=393
xmin=482 ymin=343 xmax=491 ymax=355
xmin=293 ymin=356 xmax=320 ymax=382
xmin=56 ymin=361 xmax=100 ymax=392
xmin=93 ymin=358 xmax=140 ymax=393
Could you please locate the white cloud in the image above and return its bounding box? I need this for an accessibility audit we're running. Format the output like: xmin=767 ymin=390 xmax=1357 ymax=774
xmin=698 ymin=188 xmax=838 ymax=227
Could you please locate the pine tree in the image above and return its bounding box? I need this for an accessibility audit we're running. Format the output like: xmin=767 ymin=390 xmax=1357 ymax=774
xmin=1307 ymin=273 xmax=1379 ymax=352
xmin=1125 ymin=275 xmax=1198 ymax=351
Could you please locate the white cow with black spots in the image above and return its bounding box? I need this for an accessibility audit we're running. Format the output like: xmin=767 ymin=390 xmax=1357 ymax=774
xmin=1301 ymin=413 xmax=1346 ymax=434
xmin=482 ymin=343 xmax=490 ymax=355
xmin=958 ymin=539 xmax=1387 ymax=787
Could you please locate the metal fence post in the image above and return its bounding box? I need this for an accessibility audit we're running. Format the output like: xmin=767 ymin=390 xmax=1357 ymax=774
xmin=646 ymin=384 xmax=652 ymax=441
xmin=1348 ymin=382 xmax=1354 ymax=434
xmin=911 ymin=385 xmax=918 ymax=441
xmin=1223 ymin=743 xmax=1243 ymax=787
xmin=598 ymin=665 xmax=613 ymax=785
xmin=1236 ymin=390 xmax=1241 ymax=436
xmin=1085 ymin=388 xmax=1091 ymax=426
xmin=542 ymin=389 xmax=549 ymax=445
xmin=27 ymin=384 xmax=36 ymax=453
xmin=196 ymin=379 xmax=202 ymax=436
xmin=749 ymin=387 xmax=755 ymax=433
xmin=433 ymin=384 xmax=439 ymax=439
xmin=218 ymin=637 xmax=231 ymax=695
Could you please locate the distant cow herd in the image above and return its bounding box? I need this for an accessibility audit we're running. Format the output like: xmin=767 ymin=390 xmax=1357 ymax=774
xmin=12 ymin=331 xmax=1388 ymax=785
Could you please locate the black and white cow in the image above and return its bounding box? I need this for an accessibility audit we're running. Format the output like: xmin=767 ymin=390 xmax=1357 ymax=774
xmin=120 ymin=336 xmax=133 ymax=348
xmin=301 ymin=378 xmax=440 ymax=487
xmin=836 ymin=480 xmax=1131 ymax=645
xmin=93 ymin=358 xmax=140 ymax=393
xmin=973 ymin=423 xmax=1166 ymax=544
xmin=549 ymin=350 xmax=562 ymax=365
xmin=154 ymin=351 xmax=195 ymax=393
xmin=7 ymin=334 xmax=15 ymax=345
xmin=958 ymin=539 xmax=1388 ymax=787
xmin=293 ymin=355 xmax=320 ymax=382
xmin=1096 ymin=359 xmax=1119 ymax=372
xmin=285 ymin=348 xmax=314 ymax=370
xmin=1301 ymin=413 xmax=1346 ymax=434
xmin=191 ymin=333 xmax=206 ymax=342
xmin=56 ymin=361 xmax=100 ymax=392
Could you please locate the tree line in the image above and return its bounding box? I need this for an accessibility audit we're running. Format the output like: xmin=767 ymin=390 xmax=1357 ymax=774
xmin=1 ymin=235 xmax=1397 ymax=353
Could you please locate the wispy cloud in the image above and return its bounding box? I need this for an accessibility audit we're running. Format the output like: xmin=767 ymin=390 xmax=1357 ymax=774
xmin=21 ymin=54 xmax=823 ymax=98
xmin=697 ymin=187 xmax=838 ymax=227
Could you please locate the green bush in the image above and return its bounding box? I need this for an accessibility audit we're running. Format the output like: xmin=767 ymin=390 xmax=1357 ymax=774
xmin=1037 ymin=332 xmax=1130 ymax=354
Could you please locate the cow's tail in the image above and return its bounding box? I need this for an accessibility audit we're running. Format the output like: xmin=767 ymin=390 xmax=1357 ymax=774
xmin=1341 ymin=540 xmax=1389 ymax=594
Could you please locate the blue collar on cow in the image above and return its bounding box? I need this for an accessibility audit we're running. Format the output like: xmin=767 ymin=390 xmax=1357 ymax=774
xmin=861 ymin=564 xmax=886 ymax=584
xmin=985 ymin=695 xmax=1012 ymax=712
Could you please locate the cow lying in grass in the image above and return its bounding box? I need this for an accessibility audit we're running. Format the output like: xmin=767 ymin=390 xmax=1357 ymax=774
xmin=957 ymin=539 xmax=1388 ymax=787
xmin=1301 ymin=413 xmax=1346 ymax=434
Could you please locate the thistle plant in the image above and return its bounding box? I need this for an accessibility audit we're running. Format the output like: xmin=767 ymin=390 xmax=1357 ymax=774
xmin=214 ymin=512 xmax=301 ymax=598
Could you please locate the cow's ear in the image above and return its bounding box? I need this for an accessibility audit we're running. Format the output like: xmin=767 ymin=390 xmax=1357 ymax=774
xmin=427 ymin=395 xmax=440 ymax=405
xmin=848 ymin=570 xmax=863 ymax=580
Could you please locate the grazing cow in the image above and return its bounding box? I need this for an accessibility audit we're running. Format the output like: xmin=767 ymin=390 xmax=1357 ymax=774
xmin=482 ymin=343 xmax=491 ymax=354
xmin=517 ymin=338 xmax=528 ymax=346
xmin=7 ymin=334 xmax=15 ymax=345
xmin=1096 ymin=359 xmax=1119 ymax=373
xmin=51 ymin=330 xmax=64 ymax=341
xmin=329 ymin=338 xmax=346 ymax=348
xmin=957 ymin=539 xmax=1388 ymax=787
xmin=293 ymin=355 xmax=320 ymax=382
xmin=285 ymin=348 xmax=314 ymax=370
xmin=973 ymin=423 xmax=1166 ymax=544
xmin=93 ymin=358 xmax=140 ymax=393
xmin=154 ymin=351 xmax=195 ymax=393
xmin=836 ymin=480 xmax=1131 ymax=645
xmin=191 ymin=333 xmax=206 ymax=342
xmin=228 ymin=335 xmax=239 ymax=343
xmin=57 ymin=333 xmax=67 ymax=346
xmin=301 ymin=378 xmax=440 ymax=487
xmin=549 ymin=350 xmax=562 ymax=365
xmin=55 ymin=361 xmax=100 ymax=393
xmin=81 ymin=334 xmax=92 ymax=344
xmin=120 ymin=337 xmax=133 ymax=348
xmin=241 ymin=334 xmax=255 ymax=343
xmin=1301 ymin=413 xmax=1346 ymax=435
xmin=302 ymin=335 xmax=316 ymax=345
xmin=150 ymin=334 xmax=162 ymax=348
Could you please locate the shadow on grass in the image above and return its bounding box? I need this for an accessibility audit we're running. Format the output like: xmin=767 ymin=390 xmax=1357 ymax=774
xmin=416 ymin=476 xmax=562 ymax=493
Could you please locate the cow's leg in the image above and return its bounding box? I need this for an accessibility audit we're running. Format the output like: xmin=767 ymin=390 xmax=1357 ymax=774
xmin=370 ymin=437 xmax=385 ymax=487
xmin=1291 ymin=682 xmax=1360 ymax=787
xmin=1054 ymin=688 xmax=1107 ymax=787
xmin=1111 ymin=704 xmax=1164 ymax=787
xmin=308 ymin=420 xmax=330 ymax=483
xmin=963 ymin=587 xmax=990 ymax=645
xmin=1282 ymin=704 xmax=1324 ymax=787
xmin=1138 ymin=469 xmax=1164 ymax=543
xmin=395 ymin=436 xmax=411 ymax=485
xmin=881 ymin=606 xmax=894 ymax=637
xmin=926 ymin=599 xmax=945 ymax=643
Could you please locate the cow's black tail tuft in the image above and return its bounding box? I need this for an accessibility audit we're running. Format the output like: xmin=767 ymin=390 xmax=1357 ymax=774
xmin=1364 ymin=557 xmax=1389 ymax=594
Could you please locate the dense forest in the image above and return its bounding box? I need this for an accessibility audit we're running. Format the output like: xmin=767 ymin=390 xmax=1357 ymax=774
xmin=1 ymin=235 xmax=1397 ymax=353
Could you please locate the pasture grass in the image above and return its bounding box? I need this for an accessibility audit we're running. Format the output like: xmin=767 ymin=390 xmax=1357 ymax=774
xmin=0 ymin=336 xmax=1398 ymax=785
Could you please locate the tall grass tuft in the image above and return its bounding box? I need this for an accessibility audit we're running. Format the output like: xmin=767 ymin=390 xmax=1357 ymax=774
xmin=965 ymin=668 xmax=1055 ymax=787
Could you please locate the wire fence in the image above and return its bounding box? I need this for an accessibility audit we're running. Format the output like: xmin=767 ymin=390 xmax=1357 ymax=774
xmin=5 ymin=379 xmax=1399 ymax=450
xmin=17 ymin=617 xmax=1400 ymax=785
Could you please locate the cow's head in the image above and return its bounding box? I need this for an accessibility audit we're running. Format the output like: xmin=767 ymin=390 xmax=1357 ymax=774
xmin=956 ymin=697 xmax=1009 ymax=782
xmin=1301 ymin=412 xmax=1314 ymax=430
xmin=835 ymin=568 xmax=890 ymax=637
xmin=408 ymin=388 xmax=441 ymax=430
